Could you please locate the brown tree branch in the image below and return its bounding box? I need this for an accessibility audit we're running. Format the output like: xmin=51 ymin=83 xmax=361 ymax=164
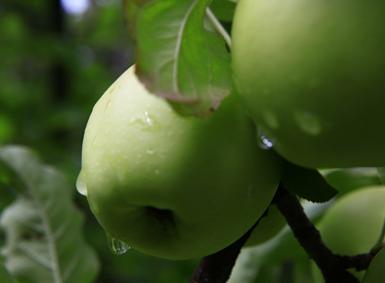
xmin=274 ymin=185 xmax=366 ymax=283
xmin=190 ymin=184 xmax=380 ymax=283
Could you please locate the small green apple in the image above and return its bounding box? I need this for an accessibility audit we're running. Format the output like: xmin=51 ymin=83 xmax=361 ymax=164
xmin=232 ymin=0 xmax=385 ymax=168
xmin=318 ymin=186 xmax=385 ymax=255
xmin=312 ymin=186 xmax=385 ymax=281
xmin=78 ymin=66 xmax=281 ymax=260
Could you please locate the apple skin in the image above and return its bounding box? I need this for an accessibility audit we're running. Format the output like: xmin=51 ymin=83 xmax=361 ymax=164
xmin=311 ymin=186 xmax=385 ymax=281
xmin=245 ymin=205 xmax=286 ymax=247
xmin=232 ymin=0 xmax=385 ymax=168
xmin=317 ymin=186 xmax=385 ymax=256
xmin=78 ymin=66 xmax=281 ymax=260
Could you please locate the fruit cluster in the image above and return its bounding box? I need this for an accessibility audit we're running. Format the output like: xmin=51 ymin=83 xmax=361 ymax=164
xmin=78 ymin=0 xmax=385 ymax=268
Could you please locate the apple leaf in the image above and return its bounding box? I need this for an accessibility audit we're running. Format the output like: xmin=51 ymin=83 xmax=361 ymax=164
xmin=125 ymin=0 xmax=232 ymax=116
xmin=210 ymin=0 xmax=236 ymax=22
xmin=0 ymin=145 xmax=99 ymax=283
xmin=281 ymin=161 xmax=338 ymax=203
xmin=319 ymin=168 xmax=383 ymax=194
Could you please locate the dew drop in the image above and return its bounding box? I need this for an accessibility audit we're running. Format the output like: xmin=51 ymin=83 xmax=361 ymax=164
xmin=106 ymin=234 xmax=131 ymax=255
xmin=143 ymin=111 xmax=153 ymax=127
xmin=76 ymin=171 xmax=87 ymax=196
xmin=257 ymin=128 xmax=274 ymax=150
xmin=129 ymin=111 xmax=156 ymax=129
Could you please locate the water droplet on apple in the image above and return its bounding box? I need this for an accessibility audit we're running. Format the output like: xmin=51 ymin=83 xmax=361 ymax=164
xmin=129 ymin=111 xmax=156 ymax=129
xmin=76 ymin=171 xmax=87 ymax=196
xmin=107 ymin=234 xmax=131 ymax=255
xmin=146 ymin=149 xmax=155 ymax=155
xmin=294 ymin=111 xmax=322 ymax=136
xmin=257 ymin=128 xmax=274 ymax=150
xmin=143 ymin=111 xmax=153 ymax=127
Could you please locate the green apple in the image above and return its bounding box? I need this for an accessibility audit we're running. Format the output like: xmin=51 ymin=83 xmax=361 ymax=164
xmin=318 ymin=186 xmax=385 ymax=256
xmin=78 ymin=66 xmax=281 ymax=260
xmin=232 ymin=0 xmax=385 ymax=168
xmin=245 ymin=205 xmax=286 ymax=247
xmin=311 ymin=186 xmax=385 ymax=281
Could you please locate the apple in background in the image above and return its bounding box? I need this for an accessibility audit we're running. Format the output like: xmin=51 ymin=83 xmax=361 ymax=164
xmin=318 ymin=186 xmax=385 ymax=255
xmin=232 ymin=0 xmax=385 ymax=168
xmin=78 ymin=66 xmax=281 ymax=260
xmin=311 ymin=186 xmax=385 ymax=281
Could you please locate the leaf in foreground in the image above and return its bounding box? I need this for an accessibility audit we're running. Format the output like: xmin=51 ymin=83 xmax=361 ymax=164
xmin=126 ymin=0 xmax=232 ymax=116
xmin=0 ymin=145 xmax=99 ymax=283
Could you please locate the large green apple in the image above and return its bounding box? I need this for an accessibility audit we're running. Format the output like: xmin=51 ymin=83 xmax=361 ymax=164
xmin=78 ymin=66 xmax=281 ymax=260
xmin=232 ymin=0 xmax=385 ymax=168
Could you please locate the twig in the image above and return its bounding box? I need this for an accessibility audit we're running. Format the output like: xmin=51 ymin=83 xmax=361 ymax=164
xmin=273 ymin=185 xmax=359 ymax=283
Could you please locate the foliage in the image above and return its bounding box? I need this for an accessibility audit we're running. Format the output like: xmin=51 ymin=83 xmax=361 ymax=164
xmin=0 ymin=146 xmax=99 ymax=283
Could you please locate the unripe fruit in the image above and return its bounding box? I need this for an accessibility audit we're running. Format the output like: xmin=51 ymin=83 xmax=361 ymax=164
xmin=318 ymin=186 xmax=385 ymax=255
xmin=78 ymin=66 xmax=281 ymax=259
xmin=232 ymin=0 xmax=385 ymax=168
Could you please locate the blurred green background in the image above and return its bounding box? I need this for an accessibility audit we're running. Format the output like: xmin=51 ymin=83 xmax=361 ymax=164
xmin=0 ymin=0 xmax=198 ymax=282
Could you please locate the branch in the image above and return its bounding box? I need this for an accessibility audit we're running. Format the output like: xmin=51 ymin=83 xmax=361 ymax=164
xmin=273 ymin=185 xmax=359 ymax=283
xmin=338 ymin=246 xmax=382 ymax=271
xmin=190 ymin=210 xmax=268 ymax=283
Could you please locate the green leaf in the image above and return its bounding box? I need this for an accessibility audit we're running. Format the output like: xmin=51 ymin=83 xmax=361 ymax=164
xmin=319 ymin=167 xmax=383 ymax=194
xmin=126 ymin=0 xmax=232 ymax=116
xmin=282 ymin=161 xmax=338 ymax=203
xmin=210 ymin=0 xmax=236 ymax=22
xmin=0 ymin=145 xmax=99 ymax=283
xmin=363 ymin=247 xmax=385 ymax=283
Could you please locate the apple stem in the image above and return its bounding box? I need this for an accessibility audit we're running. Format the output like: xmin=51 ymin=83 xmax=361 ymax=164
xmin=273 ymin=185 xmax=360 ymax=283
xmin=190 ymin=209 xmax=268 ymax=283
